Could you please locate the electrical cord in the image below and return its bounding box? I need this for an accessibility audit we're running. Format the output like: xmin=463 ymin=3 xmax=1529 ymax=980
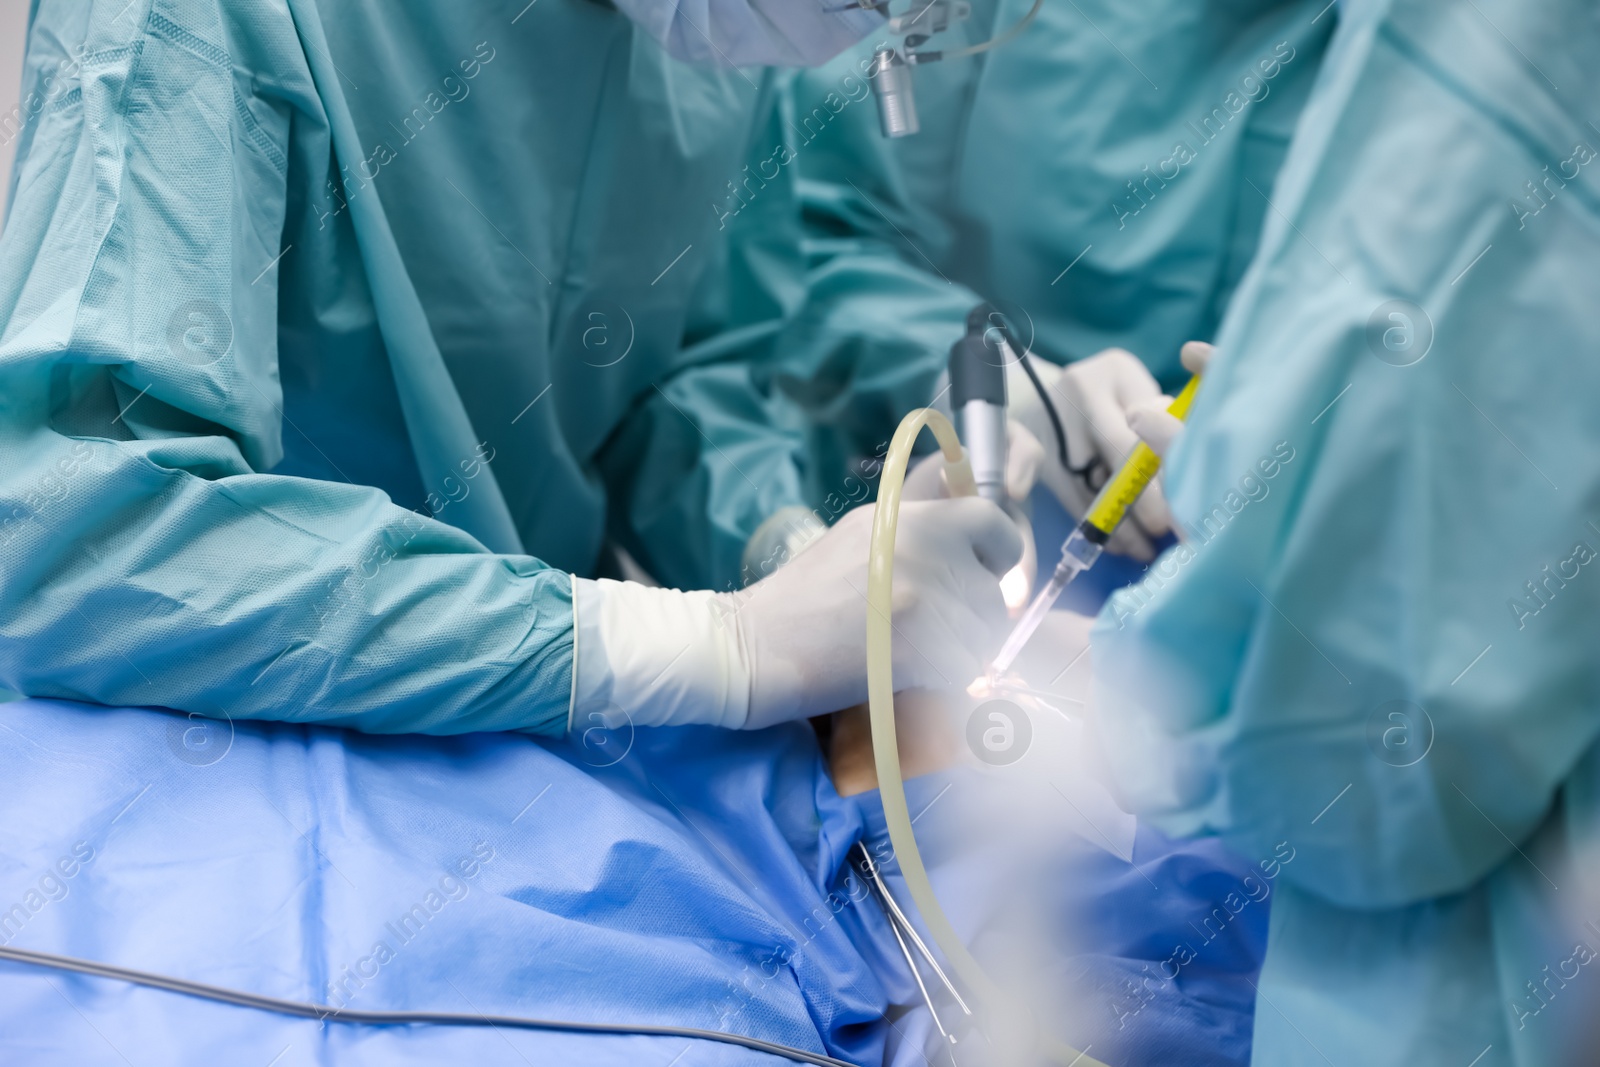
xmin=864 ymin=407 xmax=1111 ymax=1067
xmin=913 ymin=0 xmax=1044 ymax=61
xmin=991 ymin=313 xmax=1100 ymax=488
xmin=0 ymin=944 xmax=860 ymax=1067
xmin=1013 ymin=348 xmax=1070 ymax=472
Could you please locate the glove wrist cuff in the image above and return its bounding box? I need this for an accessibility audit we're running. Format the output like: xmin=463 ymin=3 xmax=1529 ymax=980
xmin=571 ymin=578 xmax=750 ymax=732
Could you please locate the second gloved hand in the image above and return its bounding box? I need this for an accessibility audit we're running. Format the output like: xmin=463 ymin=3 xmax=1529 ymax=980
xmin=570 ymin=497 xmax=1021 ymax=733
xmin=1125 ymin=341 xmax=1216 ymax=461
xmin=1009 ymin=346 xmax=1207 ymax=560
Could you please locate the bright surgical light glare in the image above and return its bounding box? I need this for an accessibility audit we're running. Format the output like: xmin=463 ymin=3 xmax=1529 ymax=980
xmin=1000 ymin=563 xmax=1030 ymax=614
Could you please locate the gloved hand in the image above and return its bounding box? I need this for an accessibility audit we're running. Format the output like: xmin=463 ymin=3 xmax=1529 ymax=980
xmin=1008 ymin=344 xmax=1211 ymax=560
xmin=1125 ymin=341 xmax=1216 ymax=461
xmin=570 ymin=496 xmax=1021 ymax=733
xmin=901 ymin=425 xmax=1042 ymax=611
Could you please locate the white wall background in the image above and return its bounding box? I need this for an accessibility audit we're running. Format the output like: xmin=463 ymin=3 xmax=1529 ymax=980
xmin=1 ymin=0 xmax=31 ymax=226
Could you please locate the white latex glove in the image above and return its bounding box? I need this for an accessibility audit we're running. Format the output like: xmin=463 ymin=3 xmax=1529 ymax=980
xmin=570 ymin=497 xmax=1021 ymax=732
xmin=1126 ymin=341 xmax=1216 ymax=460
xmin=901 ymin=427 xmax=1042 ymax=613
xmin=1008 ymin=348 xmax=1181 ymax=561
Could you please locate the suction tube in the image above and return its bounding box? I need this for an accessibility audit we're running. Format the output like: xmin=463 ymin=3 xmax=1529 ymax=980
xmin=866 ymin=408 xmax=1109 ymax=1067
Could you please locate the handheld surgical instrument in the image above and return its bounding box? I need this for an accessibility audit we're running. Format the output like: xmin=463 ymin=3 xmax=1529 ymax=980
xmin=856 ymin=842 xmax=971 ymax=1051
xmin=948 ymin=304 xmax=1011 ymax=505
xmin=987 ymin=372 xmax=1201 ymax=676
xmin=865 ymin=407 xmax=1111 ymax=1066
xmin=864 ymin=360 xmax=1204 ymax=1062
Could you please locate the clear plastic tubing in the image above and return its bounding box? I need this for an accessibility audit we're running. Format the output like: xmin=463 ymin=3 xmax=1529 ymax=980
xmin=866 ymin=406 xmax=1110 ymax=1067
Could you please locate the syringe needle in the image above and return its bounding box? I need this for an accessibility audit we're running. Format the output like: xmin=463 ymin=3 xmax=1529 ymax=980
xmin=986 ymin=371 xmax=1203 ymax=678
xmin=991 ymin=573 xmax=1063 ymax=674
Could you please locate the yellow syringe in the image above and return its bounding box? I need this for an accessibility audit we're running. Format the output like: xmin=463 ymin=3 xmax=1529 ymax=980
xmin=988 ymin=373 xmax=1202 ymax=676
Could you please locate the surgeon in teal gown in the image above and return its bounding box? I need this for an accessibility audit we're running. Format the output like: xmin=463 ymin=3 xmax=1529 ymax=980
xmin=782 ymin=1 xmax=1600 ymax=1062
xmin=770 ymin=0 xmax=1331 ymax=478
xmin=0 ymin=0 xmax=1009 ymax=736
xmin=1090 ymin=0 xmax=1600 ymax=1062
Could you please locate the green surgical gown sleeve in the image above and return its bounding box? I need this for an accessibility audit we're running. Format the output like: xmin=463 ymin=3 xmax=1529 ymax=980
xmin=1093 ymin=0 xmax=1600 ymax=908
xmin=598 ymin=71 xmax=981 ymax=584
xmin=0 ymin=2 xmax=574 ymax=735
xmin=758 ymin=78 xmax=986 ymax=504
xmin=780 ymin=0 xmax=1335 ymax=393
xmin=594 ymin=78 xmax=815 ymax=591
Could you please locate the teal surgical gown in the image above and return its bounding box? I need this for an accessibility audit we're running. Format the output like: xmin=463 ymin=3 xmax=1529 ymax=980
xmin=1092 ymin=0 xmax=1600 ymax=1061
xmin=0 ymin=0 xmax=931 ymax=735
xmin=777 ymin=0 xmax=1333 ymax=405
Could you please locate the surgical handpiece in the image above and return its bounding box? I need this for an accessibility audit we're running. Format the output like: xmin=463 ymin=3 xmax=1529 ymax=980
xmin=988 ymin=372 xmax=1202 ymax=676
xmin=948 ymin=304 xmax=1010 ymax=504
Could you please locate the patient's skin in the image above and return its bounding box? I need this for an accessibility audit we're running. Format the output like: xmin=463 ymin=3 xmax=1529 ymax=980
xmin=827 ymin=691 xmax=963 ymax=797
xmin=827 ymin=611 xmax=1095 ymax=796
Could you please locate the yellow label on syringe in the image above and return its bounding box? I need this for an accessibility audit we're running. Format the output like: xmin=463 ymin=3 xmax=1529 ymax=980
xmin=1082 ymin=374 xmax=1201 ymax=538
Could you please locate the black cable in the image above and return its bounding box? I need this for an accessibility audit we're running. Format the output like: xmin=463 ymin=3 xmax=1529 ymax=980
xmin=0 ymin=945 xmax=860 ymax=1067
xmin=1013 ymin=347 xmax=1070 ymax=472
xmin=1003 ymin=326 xmax=1107 ymax=499
xmin=987 ymin=312 xmax=1094 ymax=482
